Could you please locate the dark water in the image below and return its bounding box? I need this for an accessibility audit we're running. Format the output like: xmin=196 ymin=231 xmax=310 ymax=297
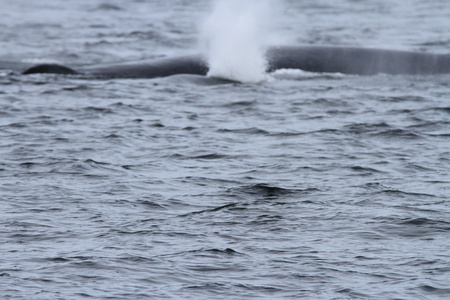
xmin=1 ymin=1 xmax=450 ymax=299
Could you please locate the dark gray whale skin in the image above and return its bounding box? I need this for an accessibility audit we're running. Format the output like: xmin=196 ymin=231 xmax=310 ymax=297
xmin=8 ymin=46 xmax=450 ymax=78
xmin=21 ymin=55 xmax=209 ymax=78
xmin=266 ymin=46 xmax=450 ymax=75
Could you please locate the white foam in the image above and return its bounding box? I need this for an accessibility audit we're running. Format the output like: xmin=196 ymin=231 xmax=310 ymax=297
xmin=270 ymin=68 xmax=347 ymax=80
xmin=199 ymin=0 xmax=275 ymax=83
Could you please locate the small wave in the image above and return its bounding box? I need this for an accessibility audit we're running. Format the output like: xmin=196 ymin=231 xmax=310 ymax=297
xmin=431 ymin=106 xmax=450 ymax=114
xmin=419 ymin=284 xmax=450 ymax=295
xmin=181 ymin=203 xmax=239 ymax=216
xmin=378 ymin=95 xmax=428 ymax=103
xmin=344 ymin=122 xmax=424 ymax=139
xmin=92 ymin=3 xmax=123 ymax=11
xmin=373 ymin=215 xmax=450 ymax=239
xmin=217 ymin=127 xmax=269 ymax=135
xmin=220 ymin=100 xmax=257 ymax=108
xmin=129 ymin=30 xmax=161 ymax=40
xmin=372 ymin=128 xmax=424 ymax=139
xmin=45 ymin=158 xmax=126 ymax=178
xmin=187 ymin=247 xmax=241 ymax=257
xmin=344 ymin=122 xmax=391 ymax=134
xmin=83 ymin=106 xmax=115 ymax=114
xmin=415 ymin=39 xmax=450 ymax=47
xmin=361 ymin=182 xmax=437 ymax=198
xmin=6 ymin=122 xmax=27 ymax=128
xmin=349 ymin=165 xmax=384 ymax=176
xmin=136 ymin=199 xmax=167 ymax=210
xmin=230 ymin=183 xmax=319 ymax=199
xmin=168 ymin=152 xmax=233 ymax=160
xmin=400 ymin=217 xmax=450 ymax=230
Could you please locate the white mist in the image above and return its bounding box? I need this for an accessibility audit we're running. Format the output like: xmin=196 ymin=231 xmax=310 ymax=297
xmin=199 ymin=0 xmax=274 ymax=83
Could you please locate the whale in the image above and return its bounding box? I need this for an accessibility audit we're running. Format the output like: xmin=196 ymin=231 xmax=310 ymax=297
xmin=3 ymin=45 xmax=450 ymax=79
xmin=266 ymin=46 xmax=450 ymax=75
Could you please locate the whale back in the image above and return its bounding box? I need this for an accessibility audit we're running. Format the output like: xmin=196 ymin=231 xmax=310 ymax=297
xmin=266 ymin=46 xmax=450 ymax=75
xmin=22 ymin=63 xmax=78 ymax=75
xmin=9 ymin=46 xmax=450 ymax=78
xmin=81 ymin=55 xmax=209 ymax=78
xmin=267 ymin=46 xmax=450 ymax=75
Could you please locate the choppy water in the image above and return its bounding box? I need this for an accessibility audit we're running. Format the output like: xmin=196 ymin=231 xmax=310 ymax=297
xmin=1 ymin=0 xmax=450 ymax=299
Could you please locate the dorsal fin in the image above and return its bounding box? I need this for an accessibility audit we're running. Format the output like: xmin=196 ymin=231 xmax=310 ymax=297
xmin=22 ymin=63 xmax=78 ymax=75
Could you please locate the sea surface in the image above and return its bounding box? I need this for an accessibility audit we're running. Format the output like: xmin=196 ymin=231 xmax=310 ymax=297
xmin=1 ymin=0 xmax=450 ymax=299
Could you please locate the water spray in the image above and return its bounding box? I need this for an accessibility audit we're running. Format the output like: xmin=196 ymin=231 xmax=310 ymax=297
xmin=199 ymin=0 xmax=274 ymax=83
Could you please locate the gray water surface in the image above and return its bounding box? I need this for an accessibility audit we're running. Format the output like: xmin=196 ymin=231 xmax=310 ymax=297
xmin=1 ymin=1 xmax=450 ymax=299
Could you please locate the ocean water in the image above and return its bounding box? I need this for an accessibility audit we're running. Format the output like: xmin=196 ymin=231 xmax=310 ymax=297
xmin=1 ymin=0 xmax=450 ymax=299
